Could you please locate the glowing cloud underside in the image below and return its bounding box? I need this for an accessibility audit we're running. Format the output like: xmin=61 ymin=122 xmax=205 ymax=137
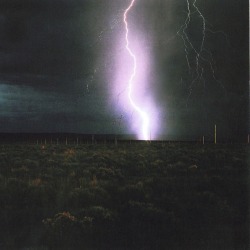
xmin=123 ymin=0 xmax=150 ymax=140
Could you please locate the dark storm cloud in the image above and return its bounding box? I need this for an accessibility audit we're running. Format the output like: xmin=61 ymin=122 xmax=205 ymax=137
xmin=147 ymin=0 xmax=249 ymax=139
xmin=0 ymin=83 xmax=113 ymax=133
xmin=0 ymin=0 xmax=248 ymax=138
xmin=0 ymin=0 xmax=111 ymax=89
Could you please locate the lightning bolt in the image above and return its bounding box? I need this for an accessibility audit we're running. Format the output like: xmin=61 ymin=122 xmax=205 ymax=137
xmin=123 ymin=0 xmax=150 ymax=140
xmin=164 ymin=0 xmax=227 ymax=106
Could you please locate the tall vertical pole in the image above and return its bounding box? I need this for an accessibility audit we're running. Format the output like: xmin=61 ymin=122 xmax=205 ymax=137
xmin=214 ymin=124 xmax=217 ymax=144
xmin=202 ymin=136 xmax=205 ymax=145
xmin=115 ymin=135 xmax=117 ymax=146
xmin=248 ymin=134 xmax=249 ymax=144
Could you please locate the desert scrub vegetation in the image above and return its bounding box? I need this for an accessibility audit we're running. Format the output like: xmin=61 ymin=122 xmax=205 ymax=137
xmin=0 ymin=142 xmax=248 ymax=249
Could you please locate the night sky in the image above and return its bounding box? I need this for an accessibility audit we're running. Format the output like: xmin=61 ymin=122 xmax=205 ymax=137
xmin=0 ymin=0 xmax=248 ymax=140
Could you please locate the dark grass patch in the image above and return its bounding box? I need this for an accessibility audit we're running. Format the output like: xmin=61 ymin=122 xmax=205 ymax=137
xmin=0 ymin=143 xmax=248 ymax=249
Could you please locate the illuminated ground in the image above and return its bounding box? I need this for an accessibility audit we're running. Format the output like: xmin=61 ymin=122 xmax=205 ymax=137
xmin=0 ymin=142 xmax=248 ymax=249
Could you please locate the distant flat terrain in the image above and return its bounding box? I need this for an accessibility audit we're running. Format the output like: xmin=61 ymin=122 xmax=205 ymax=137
xmin=0 ymin=143 xmax=248 ymax=249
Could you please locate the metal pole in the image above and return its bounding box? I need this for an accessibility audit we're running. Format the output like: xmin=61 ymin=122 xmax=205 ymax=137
xmin=214 ymin=124 xmax=217 ymax=144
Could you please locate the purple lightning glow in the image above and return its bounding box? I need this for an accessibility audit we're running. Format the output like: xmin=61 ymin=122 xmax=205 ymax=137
xmin=123 ymin=0 xmax=150 ymax=141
